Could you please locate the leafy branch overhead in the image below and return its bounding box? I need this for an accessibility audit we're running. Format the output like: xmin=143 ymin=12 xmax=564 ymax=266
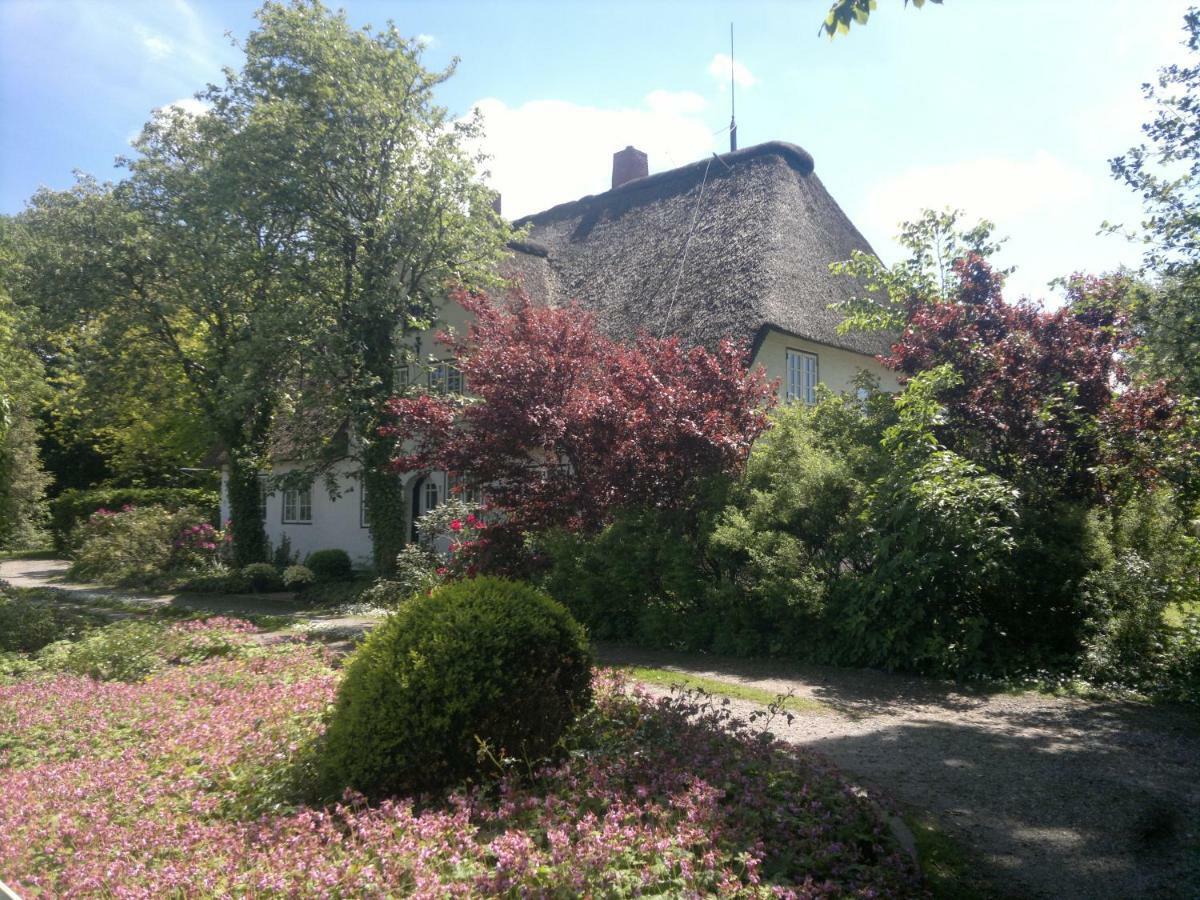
xmin=820 ymin=0 xmax=943 ymax=39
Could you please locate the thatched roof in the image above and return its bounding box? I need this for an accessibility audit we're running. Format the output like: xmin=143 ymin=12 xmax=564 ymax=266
xmin=502 ymin=140 xmax=889 ymax=357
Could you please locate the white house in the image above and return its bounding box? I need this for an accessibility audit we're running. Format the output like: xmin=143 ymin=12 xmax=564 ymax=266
xmin=222 ymin=140 xmax=898 ymax=568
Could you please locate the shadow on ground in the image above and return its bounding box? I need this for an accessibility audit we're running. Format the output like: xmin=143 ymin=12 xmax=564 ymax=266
xmin=597 ymin=643 xmax=1200 ymax=900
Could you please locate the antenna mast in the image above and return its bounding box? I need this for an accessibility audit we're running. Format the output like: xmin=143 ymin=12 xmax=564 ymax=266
xmin=729 ymin=22 xmax=737 ymax=152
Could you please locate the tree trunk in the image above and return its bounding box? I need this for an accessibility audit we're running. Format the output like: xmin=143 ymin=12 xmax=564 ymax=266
xmin=226 ymin=452 xmax=268 ymax=566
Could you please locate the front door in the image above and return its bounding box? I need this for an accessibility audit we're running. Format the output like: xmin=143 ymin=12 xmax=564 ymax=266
xmin=410 ymin=475 xmax=441 ymax=543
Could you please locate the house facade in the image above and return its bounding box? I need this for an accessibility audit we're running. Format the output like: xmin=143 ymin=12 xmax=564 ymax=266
xmin=223 ymin=140 xmax=898 ymax=568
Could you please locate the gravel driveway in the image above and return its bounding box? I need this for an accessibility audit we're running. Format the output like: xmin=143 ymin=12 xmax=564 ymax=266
xmin=597 ymin=644 xmax=1200 ymax=900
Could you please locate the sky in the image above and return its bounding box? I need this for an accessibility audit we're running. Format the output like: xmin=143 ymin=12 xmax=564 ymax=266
xmin=0 ymin=0 xmax=1192 ymax=304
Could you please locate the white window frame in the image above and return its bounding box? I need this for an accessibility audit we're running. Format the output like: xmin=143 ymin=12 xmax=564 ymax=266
xmin=282 ymin=484 xmax=313 ymax=524
xmin=423 ymin=478 xmax=440 ymax=512
xmin=428 ymin=361 xmax=464 ymax=395
xmin=786 ymin=349 xmax=819 ymax=405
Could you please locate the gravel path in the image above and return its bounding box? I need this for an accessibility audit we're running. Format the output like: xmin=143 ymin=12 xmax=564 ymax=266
xmin=596 ymin=644 xmax=1200 ymax=899
xmin=7 ymin=559 xmax=1196 ymax=898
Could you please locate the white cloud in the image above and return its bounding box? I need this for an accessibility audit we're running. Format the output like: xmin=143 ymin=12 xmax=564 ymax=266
xmin=160 ymin=97 xmax=209 ymax=117
xmin=861 ymin=151 xmax=1094 ymax=237
xmin=136 ymin=26 xmax=173 ymax=60
xmin=708 ymin=53 xmax=758 ymax=89
xmin=645 ymin=89 xmax=708 ymax=116
xmin=416 ymin=33 xmax=436 ymax=48
xmin=466 ymin=94 xmax=716 ymax=219
xmin=855 ymin=152 xmax=1111 ymax=304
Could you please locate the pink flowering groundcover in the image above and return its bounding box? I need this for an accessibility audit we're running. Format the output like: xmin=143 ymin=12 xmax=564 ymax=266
xmin=0 ymin=619 xmax=923 ymax=897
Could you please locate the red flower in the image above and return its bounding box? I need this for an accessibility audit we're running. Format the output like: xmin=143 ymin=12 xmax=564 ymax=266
xmin=449 ymin=519 xmax=463 ymax=532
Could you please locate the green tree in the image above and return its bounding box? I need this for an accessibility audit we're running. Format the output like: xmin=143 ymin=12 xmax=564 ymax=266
xmin=1111 ymin=8 xmax=1200 ymax=397
xmin=820 ymin=0 xmax=943 ymax=39
xmin=0 ymin=219 xmax=51 ymax=548
xmin=15 ymin=110 xmax=312 ymax=564
xmin=213 ymin=1 xmax=509 ymax=570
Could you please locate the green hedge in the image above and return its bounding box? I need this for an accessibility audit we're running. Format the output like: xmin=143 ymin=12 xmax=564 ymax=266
xmin=50 ymin=487 xmax=219 ymax=552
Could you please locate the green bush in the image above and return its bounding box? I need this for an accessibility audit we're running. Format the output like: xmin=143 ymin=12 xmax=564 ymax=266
xmin=240 ymin=562 xmax=284 ymax=593
xmin=177 ymin=570 xmax=251 ymax=594
xmin=305 ymin=548 xmax=352 ymax=583
xmin=358 ymin=577 xmax=415 ymax=609
xmin=282 ymin=564 xmax=315 ymax=591
xmin=0 ymin=588 xmax=98 ymax=652
xmin=319 ymin=577 xmax=592 ymax=798
xmin=36 ymin=619 xmax=251 ymax=682
xmin=68 ymin=505 xmax=219 ymax=588
xmin=50 ymin=487 xmax=218 ymax=552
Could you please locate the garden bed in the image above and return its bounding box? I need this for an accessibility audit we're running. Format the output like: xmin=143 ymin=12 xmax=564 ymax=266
xmin=0 ymin=619 xmax=922 ymax=897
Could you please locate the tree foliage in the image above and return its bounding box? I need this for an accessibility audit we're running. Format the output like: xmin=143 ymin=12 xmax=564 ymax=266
xmin=215 ymin=0 xmax=509 ymax=571
xmin=10 ymin=1 xmax=508 ymax=565
xmin=835 ymin=210 xmax=1190 ymax=504
xmin=1111 ymin=9 xmax=1200 ymax=398
xmin=0 ymin=221 xmax=50 ymax=548
xmin=382 ymin=287 xmax=774 ymax=562
xmin=820 ymin=0 xmax=943 ymax=39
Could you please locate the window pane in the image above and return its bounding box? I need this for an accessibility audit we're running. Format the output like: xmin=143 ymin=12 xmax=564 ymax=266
xmin=424 ymin=480 xmax=439 ymax=511
xmin=428 ymin=364 xmax=446 ymax=393
xmin=447 ymin=365 xmax=463 ymax=394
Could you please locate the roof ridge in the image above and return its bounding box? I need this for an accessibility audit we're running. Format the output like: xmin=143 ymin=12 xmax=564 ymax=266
xmin=513 ymin=141 xmax=816 ymax=227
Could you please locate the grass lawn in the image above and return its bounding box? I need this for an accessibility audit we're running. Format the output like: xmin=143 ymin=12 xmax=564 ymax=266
xmin=621 ymin=664 xmax=830 ymax=714
xmin=0 ymin=547 xmax=56 ymax=561
xmin=0 ymin=604 xmax=925 ymax=897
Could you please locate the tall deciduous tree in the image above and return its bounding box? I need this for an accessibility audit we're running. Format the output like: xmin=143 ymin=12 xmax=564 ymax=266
xmin=214 ymin=0 xmax=509 ymax=571
xmin=13 ymin=1 xmax=508 ymax=567
xmin=0 ymin=219 xmax=51 ymax=549
xmin=1111 ymin=8 xmax=1200 ymax=398
xmin=15 ymin=105 xmax=314 ymax=564
xmin=382 ymin=287 xmax=774 ymax=567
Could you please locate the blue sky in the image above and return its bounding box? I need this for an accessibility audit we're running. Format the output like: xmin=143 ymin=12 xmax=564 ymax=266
xmin=1 ymin=0 xmax=1191 ymax=302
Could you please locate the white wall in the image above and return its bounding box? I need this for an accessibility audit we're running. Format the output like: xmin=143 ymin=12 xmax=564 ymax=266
xmin=752 ymin=328 xmax=900 ymax=397
xmin=222 ymin=458 xmax=374 ymax=569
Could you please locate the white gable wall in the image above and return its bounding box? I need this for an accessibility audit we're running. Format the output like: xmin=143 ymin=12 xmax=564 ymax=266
xmin=220 ymin=458 xmax=374 ymax=569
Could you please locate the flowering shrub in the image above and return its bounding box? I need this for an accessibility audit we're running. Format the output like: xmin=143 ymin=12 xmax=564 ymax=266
xmin=68 ymin=504 xmax=224 ymax=587
xmin=282 ymin=564 xmax=316 ymax=591
xmin=0 ymin=634 xmax=921 ymax=897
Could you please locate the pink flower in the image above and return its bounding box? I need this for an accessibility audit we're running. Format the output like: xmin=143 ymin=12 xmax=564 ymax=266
xmin=449 ymin=520 xmax=463 ymax=532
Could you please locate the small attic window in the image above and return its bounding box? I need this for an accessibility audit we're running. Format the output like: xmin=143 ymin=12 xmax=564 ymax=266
xmin=786 ymin=349 xmax=818 ymax=405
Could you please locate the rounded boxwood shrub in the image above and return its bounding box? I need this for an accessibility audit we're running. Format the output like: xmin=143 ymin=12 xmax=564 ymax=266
xmin=304 ymin=549 xmax=352 ymax=583
xmin=282 ymin=564 xmax=316 ymax=592
xmin=319 ymin=576 xmax=592 ymax=798
xmin=240 ymin=562 xmax=283 ymax=593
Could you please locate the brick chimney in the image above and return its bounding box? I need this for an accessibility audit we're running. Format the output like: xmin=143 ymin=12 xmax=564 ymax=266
xmin=612 ymin=145 xmax=648 ymax=189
